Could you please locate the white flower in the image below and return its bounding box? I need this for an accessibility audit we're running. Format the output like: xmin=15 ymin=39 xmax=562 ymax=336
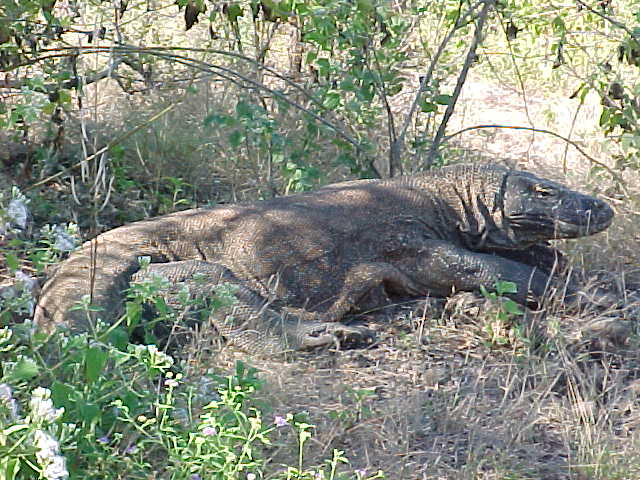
xmin=0 ymin=383 xmax=13 ymax=399
xmin=34 ymin=430 xmax=60 ymax=463
xmin=0 ymin=383 xmax=18 ymax=420
xmin=34 ymin=430 xmax=68 ymax=480
xmin=29 ymin=388 xmax=64 ymax=424
xmin=7 ymin=198 xmax=29 ymax=230
xmin=15 ymin=270 xmax=37 ymax=291
xmin=43 ymin=455 xmax=69 ymax=480
xmin=131 ymin=344 xmax=174 ymax=369
xmin=53 ymin=226 xmax=77 ymax=252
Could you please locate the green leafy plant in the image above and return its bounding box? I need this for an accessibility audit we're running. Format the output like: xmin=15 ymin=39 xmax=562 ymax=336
xmin=479 ymin=280 xmax=529 ymax=349
xmin=0 ymin=270 xmax=385 ymax=479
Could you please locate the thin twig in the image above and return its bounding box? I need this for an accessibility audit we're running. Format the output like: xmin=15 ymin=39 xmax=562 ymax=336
xmin=18 ymin=45 xmax=370 ymax=166
xmin=35 ymin=44 xmax=328 ymax=111
xmin=427 ymin=0 xmax=495 ymax=166
xmin=443 ymin=123 xmax=628 ymax=193
xmin=574 ymin=0 xmax=635 ymax=37
xmin=498 ymin=13 xmax=533 ymax=126
xmin=0 ymin=58 xmax=124 ymax=92
xmin=148 ymin=49 xmax=366 ymax=155
xmin=26 ymin=102 xmax=178 ymax=190
xmin=393 ymin=0 xmax=484 ymax=159
xmin=369 ymin=47 xmax=400 ymax=176
xmin=562 ymin=99 xmax=584 ymax=174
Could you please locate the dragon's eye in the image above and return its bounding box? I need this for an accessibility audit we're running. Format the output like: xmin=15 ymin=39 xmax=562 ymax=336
xmin=532 ymin=184 xmax=554 ymax=197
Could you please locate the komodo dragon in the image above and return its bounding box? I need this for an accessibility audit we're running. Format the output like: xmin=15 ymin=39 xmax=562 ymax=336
xmin=34 ymin=163 xmax=614 ymax=352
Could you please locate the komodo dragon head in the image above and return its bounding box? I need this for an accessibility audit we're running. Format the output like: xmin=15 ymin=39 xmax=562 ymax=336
xmin=494 ymin=169 xmax=614 ymax=247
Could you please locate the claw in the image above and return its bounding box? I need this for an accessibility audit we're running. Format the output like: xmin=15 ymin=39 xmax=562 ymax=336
xmin=299 ymin=323 xmax=375 ymax=350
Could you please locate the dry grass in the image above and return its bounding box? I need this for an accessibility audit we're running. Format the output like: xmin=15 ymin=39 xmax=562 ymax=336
xmin=181 ymin=273 xmax=638 ymax=479
xmin=4 ymin=5 xmax=640 ymax=478
xmin=10 ymin=71 xmax=638 ymax=480
xmin=158 ymin=71 xmax=640 ymax=479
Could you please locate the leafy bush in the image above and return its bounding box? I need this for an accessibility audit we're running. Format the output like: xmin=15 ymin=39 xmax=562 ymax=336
xmin=0 ymin=273 xmax=385 ymax=479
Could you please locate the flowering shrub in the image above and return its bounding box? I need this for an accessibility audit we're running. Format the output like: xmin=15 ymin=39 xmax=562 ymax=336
xmin=0 ymin=385 xmax=69 ymax=480
xmin=0 ymin=283 xmax=385 ymax=479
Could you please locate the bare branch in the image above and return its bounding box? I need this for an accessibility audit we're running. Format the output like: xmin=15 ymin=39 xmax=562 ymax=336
xmin=17 ymin=45 xmax=368 ymax=160
xmin=391 ymin=0 xmax=485 ymax=163
xmin=146 ymin=49 xmax=367 ymax=158
xmin=0 ymin=58 xmax=124 ymax=92
xmin=443 ymin=123 xmax=628 ymax=193
xmin=574 ymin=0 xmax=636 ymax=37
xmin=427 ymin=0 xmax=495 ymax=166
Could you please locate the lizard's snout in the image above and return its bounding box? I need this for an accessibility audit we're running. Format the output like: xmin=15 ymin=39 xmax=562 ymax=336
xmin=571 ymin=196 xmax=614 ymax=235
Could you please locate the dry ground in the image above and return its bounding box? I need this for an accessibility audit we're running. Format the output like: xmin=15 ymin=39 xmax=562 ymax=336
xmin=171 ymin=75 xmax=640 ymax=480
xmin=3 ymin=4 xmax=640 ymax=479
xmin=4 ymin=67 xmax=640 ymax=480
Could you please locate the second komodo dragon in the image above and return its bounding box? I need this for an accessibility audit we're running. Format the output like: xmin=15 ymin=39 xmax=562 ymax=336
xmin=34 ymin=163 xmax=614 ymax=352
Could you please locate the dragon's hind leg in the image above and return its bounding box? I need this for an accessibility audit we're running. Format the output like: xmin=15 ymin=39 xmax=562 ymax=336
xmin=131 ymin=260 xmax=374 ymax=354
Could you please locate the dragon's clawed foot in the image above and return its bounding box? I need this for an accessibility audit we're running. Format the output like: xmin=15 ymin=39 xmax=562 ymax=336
xmin=298 ymin=322 xmax=375 ymax=350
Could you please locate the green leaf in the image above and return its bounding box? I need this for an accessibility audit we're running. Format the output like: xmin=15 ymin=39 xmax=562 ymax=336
xmin=0 ymin=456 xmax=21 ymax=480
xmin=110 ymin=144 xmax=126 ymax=160
xmin=51 ymin=381 xmax=77 ymax=417
xmin=551 ymin=15 xmax=566 ymax=33
xmin=495 ymin=280 xmax=517 ymax=295
xmin=58 ymin=90 xmax=72 ymax=105
xmin=108 ymin=327 xmax=130 ymax=351
xmin=504 ymin=300 xmax=524 ymax=316
xmin=434 ymin=94 xmax=452 ymax=105
xmin=2 ymin=424 xmax=29 ymax=436
xmin=479 ymin=285 xmax=492 ymax=299
xmin=579 ymin=85 xmax=590 ymax=104
xmin=229 ymin=130 xmax=245 ymax=148
xmin=41 ymin=102 xmax=56 ymax=115
xmin=323 ymin=92 xmax=341 ymax=110
xmin=336 ymin=152 xmax=357 ymax=169
xmin=125 ymin=301 xmax=142 ymax=328
xmin=5 ymin=253 xmax=19 ymax=272
xmin=225 ymin=4 xmax=243 ymax=22
xmin=235 ymin=100 xmax=253 ymax=119
xmin=305 ymin=51 xmax=317 ymax=64
xmin=79 ymin=401 xmax=101 ymax=424
xmin=611 ymin=112 xmax=625 ymax=127
xmin=204 ymin=113 xmax=233 ymax=127
xmin=315 ymin=58 xmax=331 ymax=76
xmin=356 ymin=0 xmax=374 ymax=14
xmin=420 ymin=100 xmax=437 ymax=113
xmin=7 ymin=356 xmax=39 ymax=382
xmin=599 ymin=108 xmax=611 ymax=127
xmin=122 ymin=390 xmax=140 ymax=412
xmin=85 ymin=346 xmax=108 ymax=384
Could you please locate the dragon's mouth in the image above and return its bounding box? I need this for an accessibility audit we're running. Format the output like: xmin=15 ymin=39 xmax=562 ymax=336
xmin=509 ymin=210 xmax=613 ymax=238
xmin=554 ymin=216 xmax=613 ymax=236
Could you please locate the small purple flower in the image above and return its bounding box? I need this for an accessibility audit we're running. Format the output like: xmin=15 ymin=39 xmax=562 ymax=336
xmin=274 ymin=415 xmax=288 ymax=427
xmin=124 ymin=444 xmax=138 ymax=455
xmin=201 ymin=426 xmax=217 ymax=436
xmin=354 ymin=469 xmax=367 ymax=478
xmin=190 ymin=475 xmax=202 ymax=480
xmin=97 ymin=436 xmax=110 ymax=445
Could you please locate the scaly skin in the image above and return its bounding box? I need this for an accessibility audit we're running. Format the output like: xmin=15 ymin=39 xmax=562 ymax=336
xmin=34 ymin=163 xmax=614 ymax=351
